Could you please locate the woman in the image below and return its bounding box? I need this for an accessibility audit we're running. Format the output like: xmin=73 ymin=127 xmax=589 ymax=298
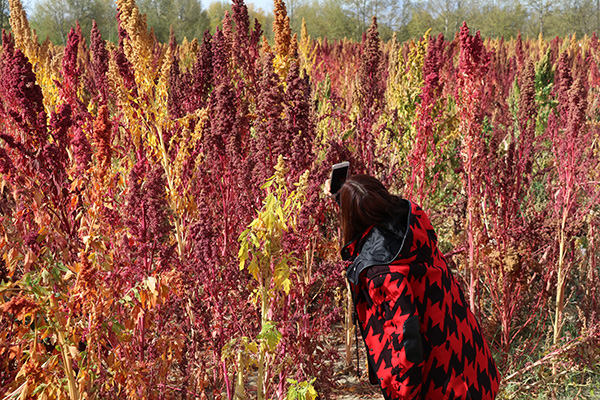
xmin=332 ymin=174 xmax=500 ymax=400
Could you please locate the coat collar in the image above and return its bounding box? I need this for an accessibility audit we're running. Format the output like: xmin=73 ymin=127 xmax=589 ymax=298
xmin=342 ymin=199 xmax=412 ymax=284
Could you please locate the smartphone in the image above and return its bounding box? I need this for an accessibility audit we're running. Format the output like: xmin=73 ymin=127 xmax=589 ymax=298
xmin=329 ymin=161 xmax=349 ymax=196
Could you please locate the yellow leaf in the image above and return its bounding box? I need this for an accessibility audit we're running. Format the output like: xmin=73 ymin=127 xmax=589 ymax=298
xmin=281 ymin=278 xmax=291 ymax=295
xmin=276 ymin=205 xmax=287 ymax=229
xmin=239 ymin=228 xmax=249 ymax=241
xmin=244 ymin=342 xmax=258 ymax=354
xmin=40 ymin=328 xmax=52 ymax=340
xmin=264 ymin=211 xmax=275 ymax=231
xmin=248 ymin=260 xmax=259 ymax=281
xmin=265 ymin=193 xmax=276 ymax=210
xmin=238 ymin=242 xmax=249 ymax=270
xmin=250 ymin=232 xmax=260 ymax=248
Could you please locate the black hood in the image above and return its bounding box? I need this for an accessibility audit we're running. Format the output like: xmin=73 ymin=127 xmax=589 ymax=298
xmin=342 ymin=199 xmax=411 ymax=284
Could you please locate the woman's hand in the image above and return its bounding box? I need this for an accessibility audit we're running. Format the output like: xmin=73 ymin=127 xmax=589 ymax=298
xmin=324 ymin=179 xmax=341 ymax=205
xmin=324 ymin=179 xmax=333 ymax=197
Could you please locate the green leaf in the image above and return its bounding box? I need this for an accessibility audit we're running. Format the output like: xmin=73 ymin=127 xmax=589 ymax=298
xmin=111 ymin=321 xmax=125 ymax=335
xmin=261 ymin=177 xmax=275 ymax=190
xmin=32 ymin=383 xmax=48 ymax=395
xmin=257 ymin=321 xmax=282 ymax=351
xmin=238 ymin=228 xmax=249 ymax=242
xmin=286 ymin=377 xmax=318 ymax=400
xmin=250 ymin=232 xmax=260 ymax=248
xmin=287 ymin=387 xmax=298 ymax=400
xmin=55 ymin=263 xmax=69 ymax=273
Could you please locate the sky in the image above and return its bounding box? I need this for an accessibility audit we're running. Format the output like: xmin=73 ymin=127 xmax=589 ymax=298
xmin=234 ymin=0 xmax=274 ymax=13
xmin=23 ymin=0 xmax=275 ymax=16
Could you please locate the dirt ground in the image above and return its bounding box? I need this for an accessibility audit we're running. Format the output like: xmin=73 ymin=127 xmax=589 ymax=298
xmin=330 ymin=331 xmax=382 ymax=400
xmin=331 ymin=367 xmax=382 ymax=399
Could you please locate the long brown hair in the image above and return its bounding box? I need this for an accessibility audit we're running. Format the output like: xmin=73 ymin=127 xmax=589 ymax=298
xmin=339 ymin=175 xmax=405 ymax=244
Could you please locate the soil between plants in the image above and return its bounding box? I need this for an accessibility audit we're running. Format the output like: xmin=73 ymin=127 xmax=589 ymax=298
xmin=331 ymin=328 xmax=382 ymax=400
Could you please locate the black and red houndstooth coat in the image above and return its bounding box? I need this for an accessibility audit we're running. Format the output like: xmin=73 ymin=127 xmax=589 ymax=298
xmin=341 ymin=200 xmax=500 ymax=400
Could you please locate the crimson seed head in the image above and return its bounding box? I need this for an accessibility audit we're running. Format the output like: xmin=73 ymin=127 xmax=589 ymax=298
xmin=62 ymin=27 xmax=80 ymax=95
xmin=555 ymin=52 xmax=573 ymax=118
xmin=23 ymin=230 xmax=39 ymax=249
xmin=212 ymin=27 xmax=228 ymax=85
xmin=232 ymin=0 xmax=250 ymax=53
xmin=207 ymin=27 xmax=237 ymax=166
xmin=71 ymin=127 xmax=92 ymax=174
xmin=93 ymin=105 xmax=112 ymax=172
xmin=125 ymin=157 xmax=147 ymax=242
xmin=190 ymin=205 xmax=219 ymax=263
xmin=90 ymin=20 xmax=110 ymax=104
xmin=252 ymin=52 xmax=284 ymax=184
xmin=517 ymin=61 xmax=537 ymax=134
xmin=357 ymin=16 xmax=383 ymax=113
xmin=144 ymin=165 xmax=172 ymax=241
xmin=250 ymin=18 xmax=263 ymax=54
xmin=284 ymin=61 xmax=314 ymax=178
xmin=515 ymin=32 xmax=524 ymax=69
xmin=567 ymin=77 xmax=587 ymax=141
xmin=422 ymin=34 xmax=444 ymax=94
xmin=458 ymin=22 xmax=489 ymax=78
xmin=168 ymin=31 xmax=185 ymax=119
xmin=124 ymin=156 xmax=172 ymax=265
xmin=0 ymin=44 xmax=47 ymax=140
xmin=0 ymin=148 xmax=14 ymax=175
xmin=189 ymin=31 xmax=213 ymax=110
xmin=113 ymin=26 xmax=137 ymax=95
xmin=49 ymin=103 xmax=73 ymax=166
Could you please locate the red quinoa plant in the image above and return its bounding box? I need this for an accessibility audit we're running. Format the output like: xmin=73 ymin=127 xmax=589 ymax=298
xmin=456 ymin=22 xmax=490 ymax=312
xmin=1 ymin=1 xmax=600 ymax=397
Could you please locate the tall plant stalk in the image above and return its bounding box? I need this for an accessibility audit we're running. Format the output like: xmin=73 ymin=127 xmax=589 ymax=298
xmin=51 ymin=297 xmax=79 ymax=400
xmin=157 ymin=125 xmax=185 ymax=258
xmin=238 ymin=157 xmax=309 ymax=399
xmin=345 ymin=281 xmax=354 ymax=367
xmin=456 ymin=23 xmax=489 ymax=312
xmin=553 ymin=204 xmax=570 ymax=346
xmin=258 ymin=283 xmax=269 ymax=400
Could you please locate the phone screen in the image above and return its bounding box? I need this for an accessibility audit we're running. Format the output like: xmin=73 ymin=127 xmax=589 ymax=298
xmin=330 ymin=161 xmax=349 ymax=195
